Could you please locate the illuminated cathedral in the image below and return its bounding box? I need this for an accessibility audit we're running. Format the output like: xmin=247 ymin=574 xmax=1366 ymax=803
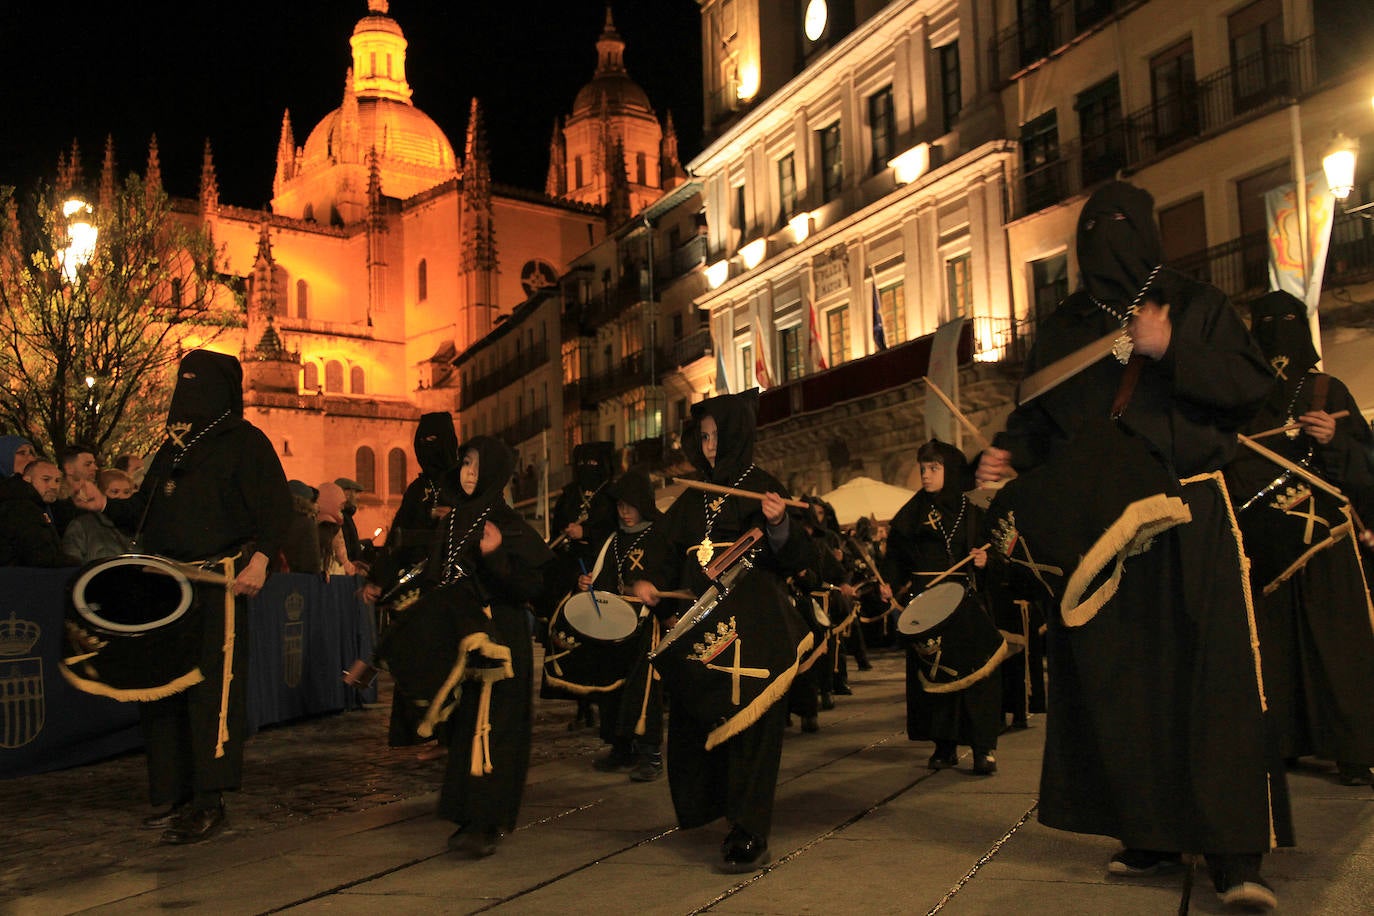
xmin=182 ymin=1 xmax=683 ymax=535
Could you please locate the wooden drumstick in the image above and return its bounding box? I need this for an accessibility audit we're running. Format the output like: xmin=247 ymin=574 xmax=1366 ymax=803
xmin=621 ymin=590 xmax=695 ymax=602
xmin=143 ymin=562 xmax=233 ymax=587
xmin=677 ymin=478 xmax=809 ymax=509
xmin=922 ymin=543 xmax=991 ymax=589
xmin=1237 ymin=433 xmax=1348 ymax=504
xmin=1249 ymin=409 xmax=1350 ymax=440
xmin=923 ymin=377 xmax=992 ymax=451
xmin=848 ymin=536 xmax=902 ymax=614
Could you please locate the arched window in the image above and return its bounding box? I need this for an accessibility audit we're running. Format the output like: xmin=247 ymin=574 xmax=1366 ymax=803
xmin=302 ymin=203 xmax=315 ymax=222
xmin=355 ymin=446 xmax=376 ymax=493
xmin=296 ymin=279 xmax=308 ymax=318
xmin=302 ymin=363 xmax=319 ymax=391
xmin=387 ymin=448 xmax=407 ymax=495
xmin=350 ymin=365 xmax=365 ymax=394
xmin=417 ymin=259 xmax=428 ymax=302
xmin=324 ymin=360 xmax=344 ymax=393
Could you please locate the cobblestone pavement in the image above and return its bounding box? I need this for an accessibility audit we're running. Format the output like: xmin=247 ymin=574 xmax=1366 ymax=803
xmin=0 ymin=655 xmax=620 ymax=900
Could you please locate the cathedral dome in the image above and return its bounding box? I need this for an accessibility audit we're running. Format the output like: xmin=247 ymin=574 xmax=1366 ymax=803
xmin=302 ymin=97 xmax=457 ymax=175
xmin=571 ymin=8 xmax=655 ymax=121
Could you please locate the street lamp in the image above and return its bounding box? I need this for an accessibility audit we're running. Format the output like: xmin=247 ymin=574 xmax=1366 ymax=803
xmin=1322 ymin=133 xmax=1359 ymax=200
xmin=59 ymin=198 xmax=97 ymax=283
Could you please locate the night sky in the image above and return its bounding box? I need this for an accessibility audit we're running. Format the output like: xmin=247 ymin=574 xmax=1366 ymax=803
xmin=0 ymin=0 xmax=703 ymax=207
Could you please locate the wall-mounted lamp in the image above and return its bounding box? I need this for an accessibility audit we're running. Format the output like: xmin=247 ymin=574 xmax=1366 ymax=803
xmin=889 ymin=143 xmax=931 ymax=186
xmin=736 ymin=63 xmax=760 ymax=102
xmin=788 ymin=211 xmax=812 ymax=244
xmin=739 ymin=237 xmax=767 ymax=270
xmin=705 ymin=259 xmax=731 ymax=289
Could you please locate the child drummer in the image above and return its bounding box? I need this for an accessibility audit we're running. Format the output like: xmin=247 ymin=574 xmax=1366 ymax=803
xmin=882 ymin=438 xmax=1001 ymax=775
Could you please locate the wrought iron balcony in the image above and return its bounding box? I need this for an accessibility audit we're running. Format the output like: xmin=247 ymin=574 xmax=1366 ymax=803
xmin=458 ymin=340 xmax=550 ymax=410
xmin=496 ymin=405 xmax=551 ymax=449
xmin=666 ymin=328 xmax=712 ymax=368
xmin=989 ymin=0 xmax=1134 ymax=85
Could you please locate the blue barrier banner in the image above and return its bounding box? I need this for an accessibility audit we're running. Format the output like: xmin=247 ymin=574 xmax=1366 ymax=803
xmin=1 ymin=569 xmax=376 ymax=779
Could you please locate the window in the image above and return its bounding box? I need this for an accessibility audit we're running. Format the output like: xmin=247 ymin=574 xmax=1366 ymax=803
xmin=734 ymin=183 xmax=747 ymax=239
xmin=350 ymin=365 xmax=365 ymax=394
xmin=937 ymin=43 xmax=962 ymax=134
xmin=1077 ymin=76 xmax=1123 ymax=187
xmin=868 ymin=86 xmax=895 ymax=174
xmin=1017 ymin=0 xmax=1053 ymax=68
xmin=777 ymin=153 xmax=797 ymax=221
xmin=946 ymin=253 xmax=973 ymax=320
xmin=324 ymin=360 xmax=344 ymax=393
xmin=355 ymin=446 xmax=376 ymax=493
xmin=417 ymin=259 xmax=428 ymax=302
xmin=575 ymin=156 xmax=584 ymax=188
xmin=1229 ymin=0 xmax=1286 ymax=113
xmin=1074 ymin=0 xmax=1113 ymax=32
xmin=878 ymin=280 xmax=907 ymax=345
xmin=1020 ymin=111 xmax=1062 ymax=212
xmin=385 ymin=54 xmax=392 ymax=78
xmin=369 ymin=52 xmax=376 ymax=76
xmin=302 ymin=363 xmax=319 ymax=391
xmin=387 ymin=448 xmax=407 ymax=495
xmin=819 ymin=122 xmax=843 ymax=202
xmin=296 ymin=279 xmax=308 ymax=319
xmin=636 ymin=152 xmax=648 ymax=186
xmin=1150 ymin=39 xmax=1198 ymax=150
xmin=826 ymin=305 xmax=850 ymax=368
xmin=1030 ymin=254 xmax=1068 ymax=324
xmin=170 ymin=277 xmax=183 ymax=307
xmin=779 ymin=325 xmax=802 ymax=381
xmin=740 ymin=343 xmax=753 ymax=388
xmin=1158 ymin=196 xmax=1208 ymax=266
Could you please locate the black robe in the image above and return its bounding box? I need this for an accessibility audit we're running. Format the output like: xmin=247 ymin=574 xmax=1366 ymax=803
xmin=993 ymin=269 xmax=1290 ymax=854
xmin=885 ymin=483 xmax=1001 ymax=752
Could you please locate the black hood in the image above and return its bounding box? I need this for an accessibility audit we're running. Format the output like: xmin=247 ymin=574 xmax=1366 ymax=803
xmin=451 ymin=435 xmax=515 ymax=509
xmin=1249 ymin=290 xmax=1318 ymax=382
xmin=608 ymin=467 xmax=661 ymax=523
xmin=684 ymin=390 xmax=758 ymax=483
xmin=1077 ymin=181 xmax=1163 ymax=305
xmin=918 ymin=438 xmax=971 ymax=511
xmin=164 ymin=350 xmax=243 ymax=457
xmin=572 ymin=441 xmax=616 ymax=492
xmin=414 ymin=412 xmax=459 ymax=478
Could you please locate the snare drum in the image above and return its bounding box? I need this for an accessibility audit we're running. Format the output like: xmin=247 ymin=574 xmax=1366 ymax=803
xmin=650 ymin=566 xmax=812 ymax=750
xmin=1231 ymin=470 xmax=1352 ymax=596
xmin=61 ymin=554 xmax=212 ymax=701
xmin=544 ymin=590 xmax=643 ymax=694
xmin=897 ymin=582 xmax=1009 ymax=694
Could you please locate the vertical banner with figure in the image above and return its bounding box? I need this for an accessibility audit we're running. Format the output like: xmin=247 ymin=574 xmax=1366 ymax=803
xmin=925 ymin=318 xmax=966 ymax=446
xmin=1266 ymin=171 xmax=1336 ymax=313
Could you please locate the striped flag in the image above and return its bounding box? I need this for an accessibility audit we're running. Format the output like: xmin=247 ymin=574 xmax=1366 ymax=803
xmin=808 ymin=297 xmax=828 ymax=371
xmin=870 ymin=267 xmax=888 ymax=352
xmin=752 ymin=316 xmax=775 ymax=389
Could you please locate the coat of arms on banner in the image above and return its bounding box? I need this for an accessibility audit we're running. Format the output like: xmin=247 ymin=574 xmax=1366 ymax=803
xmin=283 ymin=592 xmax=305 ymax=689
xmin=0 ymin=612 xmax=44 ymax=748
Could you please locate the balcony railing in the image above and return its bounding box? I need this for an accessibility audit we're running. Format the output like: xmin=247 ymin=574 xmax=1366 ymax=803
xmin=989 ymin=0 xmax=1135 ymax=84
xmin=459 ymin=340 xmax=550 ymax=409
xmin=580 ymin=347 xmax=668 ymax=405
xmin=667 ymin=328 xmax=712 ymax=367
xmin=1327 ymin=210 xmax=1374 ymax=286
xmin=496 ymin=405 xmax=551 ymax=449
xmin=655 ymin=235 xmax=709 ymax=283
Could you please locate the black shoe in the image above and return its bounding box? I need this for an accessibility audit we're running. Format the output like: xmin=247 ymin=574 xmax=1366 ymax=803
xmin=972 ymin=751 xmax=997 ymax=775
xmin=832 ymin=683 xmax=853 ymax=696
xmin=928 ymin=746 xmax=958 ymax=770
xmin=856 ymin=662 xmax=873 ymax=671
xmin=1010 ymin=716 xmax=1030 ymax=730
xmin=629 ymin=753 xmax=663 ymax=782
xmin=1218 ymin=878 xmax=1277 ymax=911
xmin=140 ymin=802 xmax=187 ymax=830
xmin=449 ymin=825 xmax=500 ymax=857
xmin=801 ymin=715 xmax=819 ymax=733
xmin=820 ymin=693 xmax=835 ymax=711
xmin=719 ymin=828 xmax=770 ymax=873
xmin=1337 ymin=763 xmax=1373 ymax=786
xmin=592 ymin=746 xmax=636 ymax=772
xmin=160 ymin=805 xmax=227 ymax=845
xmin=1108 ymin=848 xmax=1183 ymax=877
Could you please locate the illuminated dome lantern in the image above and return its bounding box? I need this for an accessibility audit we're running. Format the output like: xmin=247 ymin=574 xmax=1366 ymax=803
xmin=273 ymin=0 xmax=458 ymax=224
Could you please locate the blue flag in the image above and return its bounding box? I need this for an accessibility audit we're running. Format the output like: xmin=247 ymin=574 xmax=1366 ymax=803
xmin=715 ymin=338 xmax=730 ymax=394
xmin=871 ymin=271 xmax=888 ymax=351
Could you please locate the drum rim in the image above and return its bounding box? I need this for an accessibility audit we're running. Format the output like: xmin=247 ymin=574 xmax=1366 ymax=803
xmin=559 ymin=589 xmax=640 ymax=641
xmin=72 ymin=554 xmax=195 ymax=634
xmin=897 ymin=580 xmax=966 ymax=636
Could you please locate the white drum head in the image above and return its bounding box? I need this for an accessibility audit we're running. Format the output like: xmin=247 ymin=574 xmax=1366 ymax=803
xmin=72 ymin=554 xmax=196 ymax=633
xmin=897 ymin=581 xmax=966 ymax=637
xmin=563 ymin=591 xmax=639 ymax=641
xmin=810 ymin=597 xmax=831 ymax=628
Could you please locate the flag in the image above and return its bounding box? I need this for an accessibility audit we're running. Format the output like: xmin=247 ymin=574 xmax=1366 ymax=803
xmin=870 ymin=267 xmax=888 ymax=351
xmin=807 ymin=297 xmax=828 ymax=372
xmin=714 ymin=335 xmax=730 ymax=394
xmin=1266 ymin=170 xmax=1336 ymax=313
xmin=925 ymin=318 xmax=965 ymax=445
xmin=752 ymin=316 xmax=775 ymax=389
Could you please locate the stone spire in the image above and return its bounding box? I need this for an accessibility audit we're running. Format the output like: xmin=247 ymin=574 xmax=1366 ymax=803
xmin=338 ymin=68 xmax=361 ymax=164
xmin=365 ymin=147 xmax=388 ymax=327
xmin=461 ymin=98 xmax=496 ymax=272
xmin=98 ymin=136 xmax=117 ymax=213
xmin=545 ymin=117 xmax=567 ymax=198
xmin=55 ymin=139 xmax=83 ymax=200
xmin=366 ymin=146 xmax=385 ymax=230
xmin=144 ymin=135 xmax=163 ymax=207
xmin=199 ymin=139 xmax=220 ymax=214
xmin=660 ymin=111 xmax=687 ymax=190
xmin=250 ymin=220 xmax=280 ymax=319
xmin=274 ymin=110 xmax=296 ymax=196
xmin=595 ymin=4 xmax=627 ymax=77
xmin=607 ymin=135 xmax=631 ymax=227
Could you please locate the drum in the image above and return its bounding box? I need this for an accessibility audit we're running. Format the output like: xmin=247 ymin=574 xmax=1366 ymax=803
xmin=1231 ymin=470 xmax=1352 ymax=596
xmin=375 ymin=581 xmax=513 ymax=739
xmin=897 ymin=582 xmax=1009 ymax=694
xmin=543 ymin=590 xmax=643 ymax=694
xmin=61 ymin=554 xmax=213 ymax=701
xmin=650 ymin=565 xmax=813 ymax=750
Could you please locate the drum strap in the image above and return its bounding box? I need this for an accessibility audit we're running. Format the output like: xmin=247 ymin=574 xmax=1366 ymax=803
xmin=213 ymin=555 xmax=237 ymax=759
xmin=1311 ymin=373 xmax=1330 ymax=413
xmin=1109 ymin=355 xmax=1146 ymax=419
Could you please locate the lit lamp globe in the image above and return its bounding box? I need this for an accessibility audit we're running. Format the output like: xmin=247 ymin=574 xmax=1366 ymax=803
xmin=1322 ymin=133 xmax=1359 ymax=200
xmin=60 ymin=198 xmax=98 ymax=282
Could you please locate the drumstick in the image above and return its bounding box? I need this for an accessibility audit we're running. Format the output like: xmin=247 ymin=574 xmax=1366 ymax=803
xmin=1236 ymin=433 xmax=1349 ymax=504
xmin=579 ymin=559 xmax=602 ymax=619
xmin=1249 ymin=410 xmax=1350 ymax=439
xmin=621 ymin=590 xmax=695 ymax=602
xmin=847 ymin=536 xmax=902 ymax=614
xmin=923 ymin=377 xmax=992 ymax=451
xmin=143 ymin=563 xmax=233 ymax=587
xmin=548 ymin=533 xmax=568 ymax=549
xmin=677 ymin=478 xmax=808 ymax=509
xmin=923 ymin=543 xmax=991 ymax=589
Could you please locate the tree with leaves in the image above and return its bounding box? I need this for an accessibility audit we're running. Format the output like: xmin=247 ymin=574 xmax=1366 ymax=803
xmin=0 ymin=142 xmax=237 ymax=463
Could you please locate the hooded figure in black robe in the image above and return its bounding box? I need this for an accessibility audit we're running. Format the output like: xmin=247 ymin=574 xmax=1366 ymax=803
xmin=433 ymin=435 xmax=552 ymax=857
xmin=366 ymin=412 xmax=460 ymax=747
xmin=978 ymin=182 xmax=1289 ymax=905
xmin=1230 ymin=290 xmax=1374 ymax=785
xmin=630 ymin=390 xmax=815 ymax=872
xmin=97 ymin=350 xmax=291 ymax=844
xmin=884 ymin=439 xmax=1001 ymax=771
